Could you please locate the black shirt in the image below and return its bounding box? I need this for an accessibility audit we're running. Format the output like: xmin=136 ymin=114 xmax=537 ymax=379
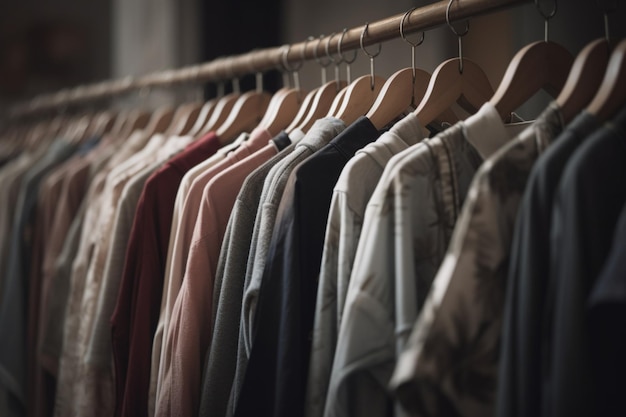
xmin=234 ymin=117 xmax=380 ymax=417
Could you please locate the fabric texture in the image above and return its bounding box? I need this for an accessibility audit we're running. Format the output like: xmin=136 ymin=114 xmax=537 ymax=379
xmin=0 ymin=138 xmax=76 ymax=417
xmin=228 ymin=118 xmax=346 ymax=414
xmin=147 ymin=131 xmax=248 ymax=416
xmin=543 ymin=106 xmax=626 ymax=417
xmin=155 ymin=131 xmax=278 ymax=417
xmin=306 ymin=113 xmax=426 ymax=417
xmin=390 ymin=103 xmax=563 ymax=417
xmin=198 ymin=132 xmax=298 ymax=417
xmin=233 ymin=117 xmax=378 ymax=417
xmin=325 ymin=103 xmax=529 ymax=417
xmin=109 ymin=133 xmax=220 ymax=417
xmin=496 ymin=110 xmax=599 ymax=417
xmin=153 ymin=129 xmax=271 ymax=405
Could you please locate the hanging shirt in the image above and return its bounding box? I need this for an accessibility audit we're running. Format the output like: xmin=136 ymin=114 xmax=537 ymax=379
xmin=543 ymin=106 xmax=626 ymax=417
xmin=148 ymin=131 xmax=248 ymax=416
xmin=306 ymin=114 xmax=426 ymax=417
xmin=155 ymin=133 xmax=285 ymax=417
xmin=325 ymin=103 xmax=528 ymax=417
xmin=0 ymin=144 xmax=51 ymax=299
xmin=108 ymin=132 xmax=221 ymax=417
xmin=228 ymin=118 xmax=346 ymax=414
xmin=390 ymin=103 xmax=562 ymax=417
xmin=587 ymin=200 xmax=626 ymax=417
xmin=198 ymin=130 xmax=303 ymax=417
xmin=154 ymin=129 xmax=270 ymax=405
xmin=0 ymin=138 xmax=76 ymax=417
xmin=234 ymin=117 xmax=380 ymax=417
xmin=31 ymin=137 xmax=106 ymax=417
xmin=496 ymin=110 xmax=600 ymax=417
xmin=54 ymin=132 xmax=174 ymax=417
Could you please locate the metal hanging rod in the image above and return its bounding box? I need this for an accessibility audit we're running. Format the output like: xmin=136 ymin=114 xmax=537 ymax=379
xmin=8 ymin=0 xmax=530 ymax=118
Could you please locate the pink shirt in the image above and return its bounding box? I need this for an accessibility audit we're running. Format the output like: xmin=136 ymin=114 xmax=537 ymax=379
xmin=156 ymin=140 xmax=280 ymax=417
xmin=153 ymin=128 xmax=272 ymax=402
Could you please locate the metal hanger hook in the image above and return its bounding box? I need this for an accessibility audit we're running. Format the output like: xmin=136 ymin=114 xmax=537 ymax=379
xmin=400 ymin=7 xmax=425 ymax=82
xmin=360 ymin=22 xmax=382 ymax=91
xmin=534 ymin=0 xmax=557 ymax=41
xmin=595 ymin=0 xmax=618 ymax=41
xmin=281 ymin=43 xmax=304 ymax=74
xmin=281 ymin=43 xmax=304 ymax=89
xmin=446 ymin=0 xmax=469 ymax=74
xmin=325 ymin=32 xmax=343 ymax=65
xmin=325 ymin=32 xmax=344 ymax=86
xmin=313 ymin=34 xmax=331 ymax=84
xmin=338 ymin=28 xmax=358 ymax=84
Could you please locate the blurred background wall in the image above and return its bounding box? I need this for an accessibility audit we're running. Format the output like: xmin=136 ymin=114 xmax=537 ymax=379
xmin=1 ymin=0 xmax=625 ymax=119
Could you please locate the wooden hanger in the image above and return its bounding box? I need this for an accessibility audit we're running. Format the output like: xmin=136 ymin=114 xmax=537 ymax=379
xmin=333 ymin=24 xmax=388 ymax=125
xmin=120 ymin=109 xmax=151 ymax=138
xmin=142 ymin=106 xmax=176 ymax=137
xmin=258 ymin=46 xmax=309 ymax=135
xmin=167 ymin=101 xmax=203 ymax=136
xmin=199 ymin=92 xmax=241 ymax=136
xmin=187 ymin=98 xmax=218 ymax=137
xmin=587 ymin=38 xmax=626 ymax=121
xmin=88 ymin=110 xmax=118 ymax=138
xmin=261 ymin=88 xmax=306 ymax=135
xmin=367 ymin=12 xmax=431 ymax=130
xmin=285 ymin=87 xmax=318 ymax=133
xmin=556 ymin=38 xmax=610 ymax=124
xmin=414 ymin=4 xmax=493 ymax=127
xmin=299 ymin=80 xmax=346 ymax=132
xmin=414 ymin=57 xmax=493 ymax=127
xmin=367 ymin=68 xmax=430 ymax=130
xmin=490 ymin=41 xmax=573 ymax=120
xmin=215 ymin=90 xmax=272 ymax=143
xmin=490 ymin=0 xmax=574 ymax=120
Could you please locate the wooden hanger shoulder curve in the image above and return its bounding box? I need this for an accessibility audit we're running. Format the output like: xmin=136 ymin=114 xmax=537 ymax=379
xmin=490 ymin=40 xmax=574 ymax=120
xmin=260 ymin=88 xmax=305 ymax=136
xmin=187 ymin=99 xmax=218 ymax=138
xmin=414 ymin=57 xmax=494 ymax=128
xmin=587 ymin=39 xmax=626 ymax=122
xmin=334 ymin=74 xmax=385 ymax=126
xmin=216 ymin=91 xmax=272 ymax=143
xmin=367 ymin=67 xmax=430 ymax=131
xmin=299 ymin=80 xmax=346 ymax=132
xmin=199 ymin=92 xmax=241 ymax=136
xmin=556 ymin=38 xmax=610 ymax=124
xmin=286 ymin=87 xmax=318 ymax=134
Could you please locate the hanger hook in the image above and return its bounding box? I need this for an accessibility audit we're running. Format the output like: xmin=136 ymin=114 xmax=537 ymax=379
xmin=285 ymin=43 xmax=303 ymax=90
xmin=282 ymin=43 xmax=304 ymax=73
xmin=534 ymin=0 xmax=557 ymax=42
xmin=360 ymin=22 xmax=382 ymax=91
xmin=314 ymin=34 xmax=331 ymax=84
xmin=338 ymin=28 xmax=358 ymax=84
xmin=595 ymin=0 xmax=618 ymax=42
xmin=326 ymin=32 xmax=344 ymax=86
xmin=400 ymin=7 xmax=425 ymax=83
xmin=446 ymin=0 xmax=469 ymax=74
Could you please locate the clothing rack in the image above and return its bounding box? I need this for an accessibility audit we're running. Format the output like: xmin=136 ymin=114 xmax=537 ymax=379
xmin=7 ymin=0 xmax=530 ymax=119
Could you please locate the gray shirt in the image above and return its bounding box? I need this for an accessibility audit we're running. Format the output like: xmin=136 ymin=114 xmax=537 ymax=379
xmin=198 ymin=132 xmax=302 ymax=417
xmin=228 ymin=118 xmax=345 ymax=414
xmin=0 ymin=138 xmax=76 ymax=417
xmin=306 ymin=113 xmax=426 ymax=417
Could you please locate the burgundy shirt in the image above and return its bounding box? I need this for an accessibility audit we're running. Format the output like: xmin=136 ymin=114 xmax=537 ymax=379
xmin=110 ymin=132 xmax=222 ymax=417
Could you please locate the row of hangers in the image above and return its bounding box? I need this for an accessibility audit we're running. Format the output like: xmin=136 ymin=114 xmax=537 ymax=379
xmin=6 ymin=0 xmax=626 ymax=154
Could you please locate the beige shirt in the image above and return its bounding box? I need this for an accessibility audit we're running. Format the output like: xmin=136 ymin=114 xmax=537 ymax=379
xmin=53 ymin=132 xmax=176 ymax=417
